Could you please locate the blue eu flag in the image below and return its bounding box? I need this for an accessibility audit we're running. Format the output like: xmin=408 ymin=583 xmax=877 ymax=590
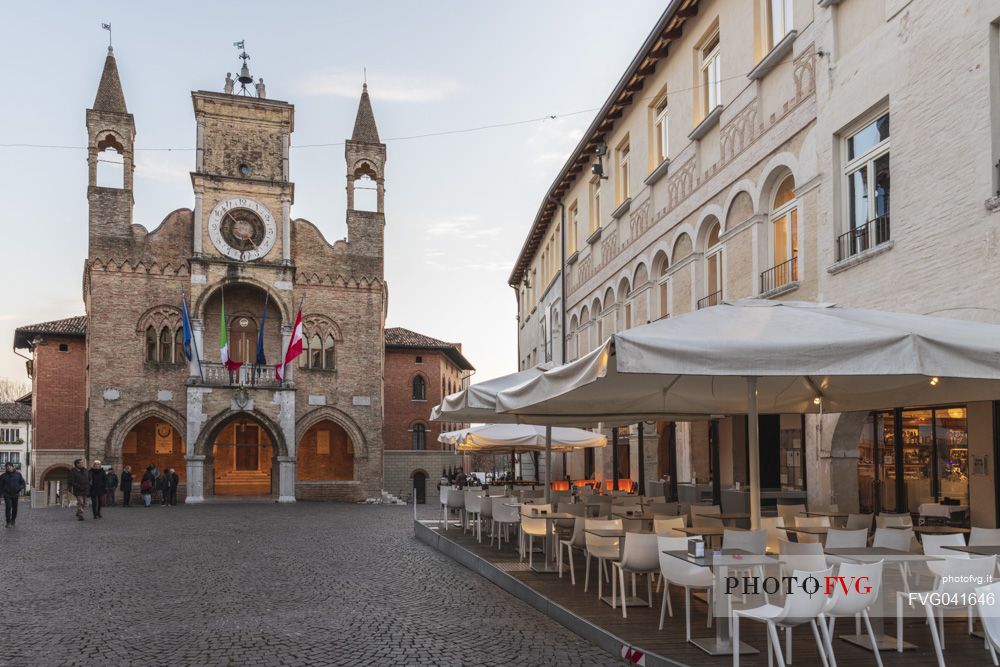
xmin=181 ymin=297 xmax=194 ymax=362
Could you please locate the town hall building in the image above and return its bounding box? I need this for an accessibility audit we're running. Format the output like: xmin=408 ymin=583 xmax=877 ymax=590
xmin=23 ymin=46 xmax=398 ymax=502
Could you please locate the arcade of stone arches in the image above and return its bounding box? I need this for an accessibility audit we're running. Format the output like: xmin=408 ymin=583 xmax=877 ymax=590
xmin=119 ymin=414 xmax=355 ymax=498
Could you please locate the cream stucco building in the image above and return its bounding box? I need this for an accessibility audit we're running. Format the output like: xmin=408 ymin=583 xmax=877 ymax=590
xmin=511 ymin=0 xmax=1000 ymax=525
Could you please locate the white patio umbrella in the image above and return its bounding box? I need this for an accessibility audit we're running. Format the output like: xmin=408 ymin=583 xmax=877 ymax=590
xmin=496 ymin=300 xmax=1000 ymax=528
xmin=430 ymin=364 xmax=552 ymax=424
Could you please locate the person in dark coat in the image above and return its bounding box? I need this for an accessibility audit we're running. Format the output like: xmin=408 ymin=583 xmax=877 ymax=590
xmin=105 ymin=468 xmax=118 ymax=506
xmin=119 ymin=465 xmax=133 ymax=507
xmin=88 ymin=461 xmax=107 ymax=519
xmin=140 ymin=466 xmax=155 ymax=508
xmin=164 ymin=468 xmax=180 ymax=506
xmin=0 ymin=462 xmax=26 ymax=527
xmin=156 ymin=470 xmax=169 ymax=507
xmin=69 ymin=459 xmax=90 ymax=521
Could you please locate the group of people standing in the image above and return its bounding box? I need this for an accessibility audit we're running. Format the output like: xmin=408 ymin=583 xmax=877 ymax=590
xmin=66 ymin=459 xmax=180 ymax=520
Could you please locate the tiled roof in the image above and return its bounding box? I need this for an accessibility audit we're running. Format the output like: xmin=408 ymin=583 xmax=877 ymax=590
xmin=385 ymin=327 xmax=475 ymax=371
xmin=0 ymin=402 xmax=31 ymax=422
xmin=13 ymin=315 xmax=87 ymax=349
xmin=93 ymin=47 xmax=128 ymax=113
xmin=350 ymin=84 xmax=380 ymax=144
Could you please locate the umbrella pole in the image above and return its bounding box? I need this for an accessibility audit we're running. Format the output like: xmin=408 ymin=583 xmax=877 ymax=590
xmin=544 ymin=425 xmax=552 ymax=504
xmin=747 ymin=376 xmax=761 ymax=531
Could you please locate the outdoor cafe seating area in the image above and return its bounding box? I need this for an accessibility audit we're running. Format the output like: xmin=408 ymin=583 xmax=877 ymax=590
xmin=427 ymin=485 xmax=1000 ymax=667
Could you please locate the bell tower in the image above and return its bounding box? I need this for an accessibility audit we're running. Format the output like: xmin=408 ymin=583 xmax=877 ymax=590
xmin=86 ymin=46 xmax=136 ymax=255
xmin=345 ymin=84 xmax=386 ymax=261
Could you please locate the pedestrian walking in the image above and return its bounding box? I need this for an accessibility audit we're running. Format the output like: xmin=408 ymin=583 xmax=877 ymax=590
xmin=0 ymin=463 xmax=26 ymax=527
xmin=105 ymin=468 xmax=118 ymax=506
xmin=68 ymin=459 xmax=90 ymax=521
xmin=164 ymin=468 xmax=179 ymax=506
xmin=88 ymin=461 xmax=107 ymax=519
xmin=156 ymin=469 xmax=169 ymax=507
xmin=140 ymin=466 xmax=155 ymax=508
xmin=119 ymin=465 xmax=133 ymax=507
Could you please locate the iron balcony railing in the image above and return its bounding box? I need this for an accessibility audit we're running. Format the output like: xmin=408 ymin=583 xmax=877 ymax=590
xmin=697 ymin=290 xmax=722 ymax=310
xmin=200 ymin=362 xmax=281 ymax=388
xmin=760 ymin=256 xmax=798 ymax=294
xmin=836 ymin=215 xmax=890 ymax=262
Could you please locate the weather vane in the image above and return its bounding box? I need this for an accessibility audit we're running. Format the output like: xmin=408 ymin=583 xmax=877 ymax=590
xmin=101 ymin=22 xmax=112 ymax=47
xmin=230 ymin=40 xmax=264 ymax=98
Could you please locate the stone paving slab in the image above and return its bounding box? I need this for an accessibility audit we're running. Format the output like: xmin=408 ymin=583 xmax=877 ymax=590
xmin=3 ymin=503 xmax=616 ymax=667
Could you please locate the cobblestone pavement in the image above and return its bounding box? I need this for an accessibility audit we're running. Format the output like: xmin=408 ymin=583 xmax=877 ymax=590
xmin=3 ymin=502 xmax=617 ymax=667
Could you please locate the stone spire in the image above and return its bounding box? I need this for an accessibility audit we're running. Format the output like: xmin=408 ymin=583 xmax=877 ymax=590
xmin=351 ymin=84 xmax=380 ymax=144
xmin=93 ymin=46 xmax=128 ymax=113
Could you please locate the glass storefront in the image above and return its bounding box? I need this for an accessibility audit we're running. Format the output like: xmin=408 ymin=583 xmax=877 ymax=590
xmin=857 ymin=406 xmax=968 ymax=514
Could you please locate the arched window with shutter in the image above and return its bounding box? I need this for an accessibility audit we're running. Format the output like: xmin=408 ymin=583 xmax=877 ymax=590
xmin=309 ymin=334 xmax=322 ymax=369
xmin=299 ymin=335 xmax=309 ymax=368
xmin=412 ymin=375 xmax=426 ymax=401
xmin=412 ymin=423 xmax=427 ymax=450
xmin=174 ymin=328 xmax=184 ymax=365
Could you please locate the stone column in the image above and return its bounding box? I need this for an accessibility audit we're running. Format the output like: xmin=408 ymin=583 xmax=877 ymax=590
xmin=280 ymin=129 xmax=290 ymax=181
xmin=185 ymin=455 xmax=206 ymax=503
xmin=276 ymin=456 xmax=296 ymax=503
xmin=346 ymin=175 xmax=355 ymax=211
xmin=193 ymin=189 xmax=204 ymax=257
xmin=281 ymin=195 xmax=291 ymax=264
xmin=196 ymin=119 xmax=205 ymax=172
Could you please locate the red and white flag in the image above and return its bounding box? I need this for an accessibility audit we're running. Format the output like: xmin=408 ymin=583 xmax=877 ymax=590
xmin=275 ymin=307 xmax=303 ymax=381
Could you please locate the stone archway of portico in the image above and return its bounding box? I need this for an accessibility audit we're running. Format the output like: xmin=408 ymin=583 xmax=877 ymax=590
xmin=296 ymin=406 xmax=369 ymax=461
xmin=106 ymin=401 xmax=187 ymax=461
xmin=194 ymin=408 xmax=289 ymax=460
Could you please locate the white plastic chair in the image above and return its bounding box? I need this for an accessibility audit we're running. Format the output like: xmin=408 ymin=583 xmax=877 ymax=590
xmin=559 ymin=517 xmax=587 ymax=584
xmin=612 ymin=532 xmax=659 ymax=618
xmin=975 ymin=580 xmax=1000 ymax=665
xmin=846 ymin=513 xmax=874 ymax=532
xmin=873 ymin=527 xmax=914 ymax=593
xmin=649 ymin=501 xmax=679 ymax=516
xmin=439 ymin=486 xmax=450 ymax=526
xmin=821 ymin=560 xmax=885 ymax=667
xmin=583 ymin=518 xmax=622 ymax=600
xmin=490 ymin=501 xmax=520 ymax=550
xmin=921 ymin=533 xmax=968 ymax=581
xmin=762 ymin=516 xmax=787 ymax=554
xmin=733 ymin=567 xmax=833 ymax=667
xmin=520 ymin=504 xmax=553 ymax=568
xmin=690 ymin=504 xmax=721 ymax=527
xmin=479 ymin=495 xmax=495 ymax=543
xmin=445 ymin=488 xmax=464 ymax=531
xmin=793 ymin=516 xmax=831 ymax=544
xmin=777 ymin=503 xmax=807 ymax=527
xmin=657 ymin=536 xmax=714 ymax=639
xmin=464 ymin=489 xmax=483 ymax=538
xmin=896 ymin=555 xmax=997 ymax=665
xmin=653 ymin=515 xmax=686 ymax=536
xmin=825 ymin=528 xmax=868 ymax=550
xmin=778 ymin=539 xmax=826 ymax=578
xmin=723 ymin=528 xmax=767 ymax=554
xmin=971 ymin=527 xmax=1000 ymax=546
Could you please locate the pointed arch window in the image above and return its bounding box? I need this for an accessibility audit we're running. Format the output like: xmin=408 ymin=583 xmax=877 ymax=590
xmin=412 ymin=375 xmax=427 ymax=401
xmin=159 ymin=327 xmax=172 ymax=363
xmin=309 ymin=334 xmax=322 ymax=369
xmin=145 ymin=326 xmax=158 ymax=362
xmin=323 ymin=335 xmax=336 ymax=370
xmin=299 ymin=336 xmax=309 ymax=368
xmin=412 ymin=423 xmax=427 ymax=450
xmin=174 ymin=328 xmax=185 ymax=365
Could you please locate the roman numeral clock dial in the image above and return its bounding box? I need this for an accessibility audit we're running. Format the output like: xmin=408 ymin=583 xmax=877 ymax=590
xmin=207 ymin=197 xmax=277 ymax=261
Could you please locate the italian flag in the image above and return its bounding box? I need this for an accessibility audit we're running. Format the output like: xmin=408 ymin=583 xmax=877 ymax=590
xmin=276 ymin=307 xmax=303 ymax=381
xmin=220 ymin=292 xmax=242 ymax=372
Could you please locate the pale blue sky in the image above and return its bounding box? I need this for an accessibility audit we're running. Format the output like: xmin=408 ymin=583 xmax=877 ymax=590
xmin=0 ymin=0 xmax=665 ymax=387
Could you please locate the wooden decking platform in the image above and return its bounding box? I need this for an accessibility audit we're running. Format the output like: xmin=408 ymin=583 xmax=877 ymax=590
xmin=415 ymin=519 xmax=995 ymax=667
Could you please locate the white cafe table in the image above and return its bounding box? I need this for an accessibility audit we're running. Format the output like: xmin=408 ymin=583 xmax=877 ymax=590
xmin=521 ymin=510 xmax=576 ymax=574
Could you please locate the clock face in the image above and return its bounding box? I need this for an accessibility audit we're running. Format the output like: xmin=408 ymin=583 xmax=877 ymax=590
xmin=207 ymin=197 xmax=277 ymax=261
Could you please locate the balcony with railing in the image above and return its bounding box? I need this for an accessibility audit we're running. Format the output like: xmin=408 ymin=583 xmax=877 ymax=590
xmin=836 ymin=215 xmax=890 ymax=262
xmin=697 ymin=290 xmax=722 ymax=310
xmin=760 ymin=256 xmax=798 ymax=295
xmin=199 ymin=362 xmax=282 ymax=388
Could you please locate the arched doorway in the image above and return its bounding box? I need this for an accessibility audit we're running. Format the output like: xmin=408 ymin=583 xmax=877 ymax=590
xmin=298 ymin=419 xmax=354 ymax=481
xmin=412 ymin=471 xmax=427 ymax=504
xmin=211 ymin=415 xmax=275 ymax=496
xmin=121 ymin=418 xmax=187 ymax=485
xmin=41 ymin=465 xmax=72 ymax=506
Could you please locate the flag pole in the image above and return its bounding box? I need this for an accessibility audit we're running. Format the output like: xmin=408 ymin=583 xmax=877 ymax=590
xmin=184 ymin=293 xmax=205 ymax=384
xmin=277 ymin=296 xmax=305 ymax=384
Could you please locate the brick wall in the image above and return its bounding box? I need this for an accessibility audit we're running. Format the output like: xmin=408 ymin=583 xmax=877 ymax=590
xmin=30 ymin=335 xmax=87 ymax=488
xmin=384 ymin=349 xmax=441 ymax=451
